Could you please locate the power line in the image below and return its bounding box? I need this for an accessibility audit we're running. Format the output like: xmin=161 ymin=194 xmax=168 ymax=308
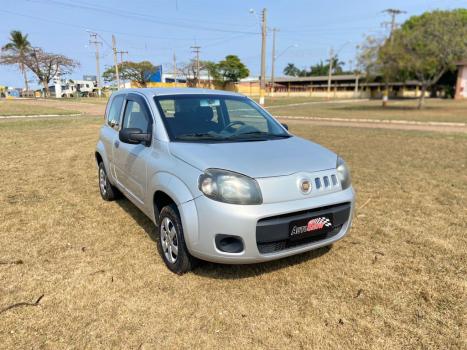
xmin=28 ymin=0 xmax=260 ymax=35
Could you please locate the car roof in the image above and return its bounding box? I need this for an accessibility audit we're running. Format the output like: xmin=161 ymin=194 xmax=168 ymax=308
xmin=113 ymin=87 xmax=244 ymax=98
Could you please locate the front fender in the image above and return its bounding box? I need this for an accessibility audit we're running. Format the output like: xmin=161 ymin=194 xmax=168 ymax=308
xmin=148 ymin=172 xmax=196 ymax=206
xmin=147 ymin=172 xmax=200 ymax=247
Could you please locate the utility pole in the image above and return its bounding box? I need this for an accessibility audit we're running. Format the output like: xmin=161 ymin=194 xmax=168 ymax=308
xmin=117 ymin=50 xmax=128 ymax=64
xmin=112 ymin=35 xmax=120 ymax=90
xmin=382 ymin=9 xmax=405 ymax=106
xmin=259 ymin=8 xmax=267 ymax=105
xmin=327 ymin=48 xmax=334 ymax=97
xmin=173 ymin=52 xmax=177 ymax=85
xmin=116 ymin=50 xmax=128 ymax=87
xmin=191 ymin=45 xmax=201 ymax=87
xmin=383 ymin=8 xmax=406 ymax=42
xmin=270 ymin=27 xmax=277 ymax=97
xmin=88 ymin=32 xmax=102 ymax=97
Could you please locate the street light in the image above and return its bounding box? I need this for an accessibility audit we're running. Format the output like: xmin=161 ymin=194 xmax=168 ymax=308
xmin=327 ymin=41 xmax=351 ymax=96
xmin=271 ymin=39 xmax=298 ymax=96
xmin=276 ymin=44 xmax=298 ymax=59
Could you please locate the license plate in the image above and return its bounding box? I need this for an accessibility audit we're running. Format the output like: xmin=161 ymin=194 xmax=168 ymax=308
xmin=289 ymin=214 xmax=333 ymax=241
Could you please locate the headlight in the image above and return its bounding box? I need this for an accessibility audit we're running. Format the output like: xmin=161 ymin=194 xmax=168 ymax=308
xmin=336 ymin=156 xmax=352 ymax=190
xmin=198 ymin=169 xmax=262 ymax=205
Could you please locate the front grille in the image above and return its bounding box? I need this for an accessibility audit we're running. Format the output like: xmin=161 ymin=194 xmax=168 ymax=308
xmin=257 ymin=224 xmax=343 ymax=254
xmin=314 ymin=174 xmax=338 ymax=191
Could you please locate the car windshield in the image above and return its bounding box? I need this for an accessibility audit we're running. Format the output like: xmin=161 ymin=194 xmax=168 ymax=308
xmin=154 ymin=94 xmax=290 ymax=142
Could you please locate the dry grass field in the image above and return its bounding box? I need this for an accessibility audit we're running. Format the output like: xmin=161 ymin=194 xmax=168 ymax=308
xmin=0 ymin=99 xmax=79 ymax=116
xmin=2 ymin=97 xmax=466 ymax=125
xmin=0 ymin=110 xmax=465 ymax=348
xmin=268 ymin=98 xmax=467 ymax=123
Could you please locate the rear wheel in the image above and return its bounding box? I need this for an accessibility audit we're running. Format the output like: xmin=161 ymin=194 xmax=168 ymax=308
xmin=98 ymin=162 xmax=119 ymax=201
xmin=157 ymin=204 xmax=197 ymax=274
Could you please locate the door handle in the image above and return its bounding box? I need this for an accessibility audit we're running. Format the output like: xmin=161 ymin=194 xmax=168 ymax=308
xmin=114 ymin=140 xmax=120 ymax=148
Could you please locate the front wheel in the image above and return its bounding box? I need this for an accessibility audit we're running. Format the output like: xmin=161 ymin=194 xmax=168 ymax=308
xmin=157 ymin=204 xmax=197 ymax=274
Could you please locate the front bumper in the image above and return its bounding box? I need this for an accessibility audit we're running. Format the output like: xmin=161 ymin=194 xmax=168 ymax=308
xmin=181 ymin=186 xmax=355 ymax=264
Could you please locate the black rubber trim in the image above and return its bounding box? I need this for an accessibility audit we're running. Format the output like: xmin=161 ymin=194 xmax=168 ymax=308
xmin=257 ymin=225 xmax=343 ymax=254
xmin=256 ymin=202 xmax=351 ymax=244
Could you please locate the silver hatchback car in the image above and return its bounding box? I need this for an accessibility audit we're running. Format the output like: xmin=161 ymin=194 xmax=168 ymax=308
xmin=96 ymin=88 xmax=355 ymax=274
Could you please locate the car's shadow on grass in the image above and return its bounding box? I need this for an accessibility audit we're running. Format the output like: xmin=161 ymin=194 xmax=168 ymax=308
xmin=115 ymin=197 xmax=332 ymax=279
xmin=115 ymin=198 xmax=157 ymax=241
xmin=192 ymin=246 xmax=331 ymax=279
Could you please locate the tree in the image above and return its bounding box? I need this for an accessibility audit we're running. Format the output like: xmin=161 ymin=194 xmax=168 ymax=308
xmin=284 ymin=56 xmax=347 ymax=77
xmin=214 ymin=55 xmax=249 ymax=85
xmin=327 ymin=55 xmax=345 ymax=75
xmin=178 ymin=59 xmax=216 ymax=86
xmin=283 ymin=63 xmax=301 ymax=76
xmin=357 ymin=35 xmax=402 ymax=106
xmin=1 ymin=30 xmax=31 ymax=93
xmin=103 ymin=61 xmax=157 ymax=87
xmin=23 ymin=48 xmax=78 ymax=97
xmin=309 ymin=61 xmax=329 ymax=76
xmin=369 ymin=9 xmax=467 ymax=108
xmin=357 ymin=36 xmax=384 ymax=78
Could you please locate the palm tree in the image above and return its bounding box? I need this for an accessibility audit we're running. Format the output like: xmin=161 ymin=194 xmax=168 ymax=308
xmin=283 ymin=63 xmax=300 ymax=77
xmin=2 ymin=30 xmax=31 ymax=93
xmin=326 ymin=55 xmax=345 ymax=75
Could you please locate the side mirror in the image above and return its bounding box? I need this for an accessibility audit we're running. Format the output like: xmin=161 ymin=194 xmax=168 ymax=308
xmin=119 ymin=128 xmax=151 ymax=145
xmin=281 ymin=123 xmax=289 ymax=131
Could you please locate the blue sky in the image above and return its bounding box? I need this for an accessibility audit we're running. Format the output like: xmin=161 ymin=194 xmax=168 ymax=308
xmin=1 ymin=0 xmax=465 ymax=87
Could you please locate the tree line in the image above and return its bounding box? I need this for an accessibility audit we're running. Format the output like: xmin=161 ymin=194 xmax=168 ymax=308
xmin=102 ymin=55 xmax=249 ymax=88
xmin=0 ymin=31 xmax=78 ymax=96
xmin=283 ymin=56 xmax=349 ymax=77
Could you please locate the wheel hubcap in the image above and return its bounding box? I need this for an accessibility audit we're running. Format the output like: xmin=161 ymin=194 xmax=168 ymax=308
xmin=99 ymin=168 xmax=107 ymax=195
xmin=160 ymin=217 xmax=179 ymax=264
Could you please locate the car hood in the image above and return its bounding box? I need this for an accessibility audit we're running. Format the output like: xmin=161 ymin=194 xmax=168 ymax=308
xmin=169 ymin=136 xmax=337 ymax=178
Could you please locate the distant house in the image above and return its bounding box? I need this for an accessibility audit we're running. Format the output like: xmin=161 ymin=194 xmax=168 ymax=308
xmin=49 ymin=78 xmax=97 ymax=97
xmin=455 ymin=60 xmax=467 ymax=99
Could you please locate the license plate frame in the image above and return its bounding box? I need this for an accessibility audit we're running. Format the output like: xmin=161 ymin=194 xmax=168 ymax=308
xmin=289 ymin=214 xmax=333 ymax=241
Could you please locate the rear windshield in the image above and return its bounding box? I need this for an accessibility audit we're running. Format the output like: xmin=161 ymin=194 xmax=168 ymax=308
xmin=154 ymin=94 xmax=289 ymax=143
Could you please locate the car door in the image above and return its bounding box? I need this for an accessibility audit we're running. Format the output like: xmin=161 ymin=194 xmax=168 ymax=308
xmin=113 ymin=93 xmax=153 ymax=204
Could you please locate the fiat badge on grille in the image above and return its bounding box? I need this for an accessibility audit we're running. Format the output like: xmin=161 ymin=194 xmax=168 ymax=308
xmin=299 ymin=178 xmax=312 ymax=194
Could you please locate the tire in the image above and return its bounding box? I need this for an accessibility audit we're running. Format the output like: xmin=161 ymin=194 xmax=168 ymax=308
xmin=98 ymin=162 xmax=119 ymax=201
xmin=157 ymin=204 xmax=197 ymax=274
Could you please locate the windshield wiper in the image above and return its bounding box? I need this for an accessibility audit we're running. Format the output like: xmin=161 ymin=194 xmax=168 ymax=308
xmin=227 ymin=131 xmax=290 ymax=139
xmin=175 ymin=132 xmax=224 ymax=141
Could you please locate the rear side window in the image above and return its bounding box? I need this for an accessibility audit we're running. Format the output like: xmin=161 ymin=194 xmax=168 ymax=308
xmin=107 ymin=95 xmax=124 ymax=127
